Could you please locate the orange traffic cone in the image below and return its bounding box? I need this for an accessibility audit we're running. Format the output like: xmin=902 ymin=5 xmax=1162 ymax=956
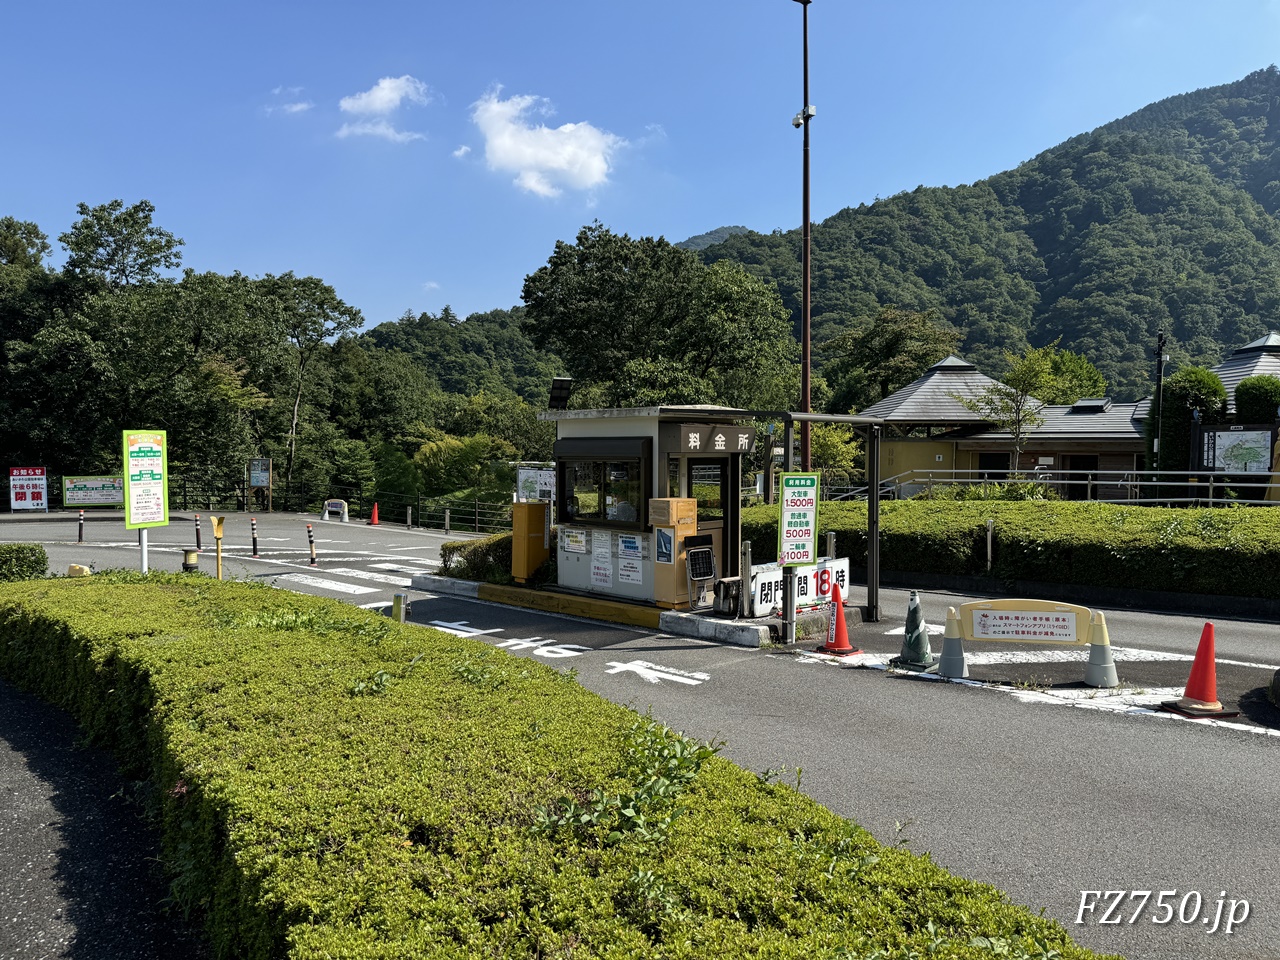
xmin=1160 ymin=622 xmax=1239 ymax=718
xmin=821 ymin=582 xmax=861 ymax=655
xmin=367 ymin=502 xmax=380 ymax=526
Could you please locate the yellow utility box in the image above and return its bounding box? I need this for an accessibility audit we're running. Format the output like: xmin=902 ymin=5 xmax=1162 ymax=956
xmin=649 ymin=497 xmax=698 ymax=608
xmin=511 ymin=501 xmax=551 ymax=583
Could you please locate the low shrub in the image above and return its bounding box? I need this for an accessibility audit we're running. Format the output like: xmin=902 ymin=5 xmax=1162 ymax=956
xmin=0 ymin=575 xmax=1116 ymax=960
xmin=0 ymin=542 xmax=48 ymax=581
xmin=743 ymin=500 xmax=1280 ymax=598
xmin=440 ymin=530 xmax=557 ymax=586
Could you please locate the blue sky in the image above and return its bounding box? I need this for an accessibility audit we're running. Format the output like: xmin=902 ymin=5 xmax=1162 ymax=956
xmin=5 ymin=1 xmax=1280 ymax=329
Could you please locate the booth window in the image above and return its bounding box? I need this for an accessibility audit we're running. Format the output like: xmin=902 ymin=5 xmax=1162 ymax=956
xmin=689 ymin=460 xmax=726 ymax=521
xmin=554 ymin=437 xmax=651 ymax=529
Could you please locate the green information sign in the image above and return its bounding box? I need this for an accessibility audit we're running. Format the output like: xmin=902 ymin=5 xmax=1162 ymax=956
xmin=122 ymin=430 xmax=169 ymax=530
xmin=778 ymin=472 xmax=820 ymax=566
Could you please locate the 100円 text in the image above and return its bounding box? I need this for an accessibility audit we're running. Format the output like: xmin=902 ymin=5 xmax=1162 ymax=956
xmin=1076 ymin=890 xmax=1249 ymax=934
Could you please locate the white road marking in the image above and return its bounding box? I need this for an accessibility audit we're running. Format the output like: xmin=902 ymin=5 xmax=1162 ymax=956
xmin=604 ymin=660 xmax=709 ymax=685
xmin=493 ymin=637 xmax=590 ymax=658
xmin=371 ymin=562 xmax=436 ymax=574
xmin=274 ymin=574 xmax=378 ymax=595
xmin=325 ymin=567 xmax=412 ymax=587
xmin=359 ymin=601 xmax=392 ymax=610
xmin=883 ymin=624 xmax=947 ymax=636
xmin=428 ymin=620 xmax=505 ymax=637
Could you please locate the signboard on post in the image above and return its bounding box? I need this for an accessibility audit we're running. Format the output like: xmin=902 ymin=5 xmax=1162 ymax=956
xmin=749 ymin=557 xmax=849 ymax=616
xmin=516 ymin=465 xmax=556 ymax=503
xmin=778 ymin=473 xmax=819 ymax=566
xmin=8 ymin=467 xmax=48 ymax=512
xmin=63 ymin=476 xmax=124 ymax=506
xmin=248 ymin=457 xmax=272 ymax=511
xmin=123 ymin=430 xmax=169 ymax=529
xmin=248 ymin=458 xmax=271 ymax=488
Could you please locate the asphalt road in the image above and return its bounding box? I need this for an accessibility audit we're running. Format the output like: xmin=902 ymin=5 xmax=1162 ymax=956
xmin=2 ymin=511 xmax=1278 ymax=960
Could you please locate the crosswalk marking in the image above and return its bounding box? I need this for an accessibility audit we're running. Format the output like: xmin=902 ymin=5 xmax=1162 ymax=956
xmin=325 ymin=567 xmax=413 ymax=587
xmin=371 ymin=561 xmax=436 ymax=574
xmin=275 ymin=573 xmax=378 ymax=595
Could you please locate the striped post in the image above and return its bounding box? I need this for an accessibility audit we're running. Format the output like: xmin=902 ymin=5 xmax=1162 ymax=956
xmin=194 ymin=514 xmax=203 ymax=552
xmin=306 ymin=523 xmax=317 ymax=566
xmin=251 ymin=517 xmax=259 ymax=558
xmin=78 ymin=509 xmax=85 ymax=544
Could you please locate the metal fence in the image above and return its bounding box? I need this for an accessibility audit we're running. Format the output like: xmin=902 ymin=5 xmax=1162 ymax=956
xmin=1 ymin=474 xmax=516 ymax=534
xmin=880 ymin=468 xmax=1280 ymax=507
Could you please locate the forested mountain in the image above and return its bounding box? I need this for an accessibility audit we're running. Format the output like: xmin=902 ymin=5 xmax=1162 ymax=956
xmin=674 ymin=225 xmax=752 ymax=251
xmin=700 ymin=66 xmax=1280 ymax=402
xmin=361 ymin=305 xmax=559 ymax=404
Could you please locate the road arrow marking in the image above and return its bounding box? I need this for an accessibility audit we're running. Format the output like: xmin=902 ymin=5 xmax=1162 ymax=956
xmin=603 ymin=660 xmax=709 ymax=685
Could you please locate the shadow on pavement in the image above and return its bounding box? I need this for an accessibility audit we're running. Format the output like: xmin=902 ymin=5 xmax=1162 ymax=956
xmin=0 ymin=677 xmax=208 ymax=960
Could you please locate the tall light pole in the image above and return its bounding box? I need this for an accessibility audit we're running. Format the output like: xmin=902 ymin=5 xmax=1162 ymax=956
xmin=792 ymin=0 xmax=814 ymax=470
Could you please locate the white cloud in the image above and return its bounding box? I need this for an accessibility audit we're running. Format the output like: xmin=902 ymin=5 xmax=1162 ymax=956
xmin=265 ymin=86 xmax=312 ymax=116
xmin=340 ymin=75 xmax=431 ymax=116
xmin=471 ymin=89 xmax=626 ymax=197
xmin=336 ymin=120 xmax=425 ymax=143
xmin=423 ymin=280 xmax=441 ymax=291
xmin=453 ymin=144 xmax=471 ymax=158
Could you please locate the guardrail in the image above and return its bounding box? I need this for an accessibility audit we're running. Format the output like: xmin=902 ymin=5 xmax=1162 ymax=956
xmin=887 ymin=468 xmax=1280 ymax=506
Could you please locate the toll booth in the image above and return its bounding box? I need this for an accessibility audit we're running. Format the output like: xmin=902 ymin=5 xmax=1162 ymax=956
xmin=542 ymin=406 xmax=755 ymax=609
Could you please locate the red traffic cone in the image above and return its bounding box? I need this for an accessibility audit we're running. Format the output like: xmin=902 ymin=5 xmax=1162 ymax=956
xmin=1160 ymin=622 xmax=1239 ymax=718
xmin=367 ymin=502 xmax=380 ymax=526
xmin=821 ymin=582 xmax=860 ymax=655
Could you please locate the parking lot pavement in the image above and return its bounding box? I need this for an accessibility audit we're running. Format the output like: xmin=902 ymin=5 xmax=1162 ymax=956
xmin=0 ymin=677 xmax=209 ymax=960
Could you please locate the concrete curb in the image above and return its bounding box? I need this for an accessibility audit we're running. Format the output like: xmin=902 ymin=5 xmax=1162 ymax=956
xmin=410 ymin=573 xmax=773 ymax=645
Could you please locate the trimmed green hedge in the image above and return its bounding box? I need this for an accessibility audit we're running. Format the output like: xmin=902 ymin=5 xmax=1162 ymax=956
xmin=744 ymin=501 xmax=1280 ymax=599
xmin=0 ymin=573 xmax=1115 ymax=960
xmin=0 ymin=542 xmax=48 ymax=581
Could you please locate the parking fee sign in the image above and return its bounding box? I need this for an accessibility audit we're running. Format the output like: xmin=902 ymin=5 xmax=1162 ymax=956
xmin=9 ymin=467 xmax=48 ymax=512
xmin=778 ymin=473 xmax=819 ymax=566
xmin=123 ymin=430 xmax=169 ymax=529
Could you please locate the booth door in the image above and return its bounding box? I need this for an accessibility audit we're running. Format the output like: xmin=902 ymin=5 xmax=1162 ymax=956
xmin=686 ymin=458 xmax=740 ymax=577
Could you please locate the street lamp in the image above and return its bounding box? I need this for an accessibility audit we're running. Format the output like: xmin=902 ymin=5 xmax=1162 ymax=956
xmin=793 ymin=0 xmax=814 ymax=471
xmin=1153 ymin=330 xmax=1167 ymax=472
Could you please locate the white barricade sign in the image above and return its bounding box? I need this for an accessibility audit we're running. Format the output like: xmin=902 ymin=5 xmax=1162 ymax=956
xmin=749 ymin=557 xmax=850 ymax=617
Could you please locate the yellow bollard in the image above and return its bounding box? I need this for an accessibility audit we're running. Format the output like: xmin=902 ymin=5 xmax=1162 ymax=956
xmin=211 ymin=516 xmax=226 ymax=580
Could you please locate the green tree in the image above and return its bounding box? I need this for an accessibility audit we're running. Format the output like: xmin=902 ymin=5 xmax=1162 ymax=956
xmin=58 ymin=199 xmax=183 ymax=286
xmin=522 ymin=223 xmax=796 ymax=408
xmin=954 ymin=343 xmax=1057 ymax=470
xmin=820 ymin=306 xmax=961 ymax=412
xmin=0 ymin=217 xmax=51 ymax=269
xmin=1042 ymin=348 xmax=1108 ymax=404
xmin=1233 ymin=374 xmax=1280 ymax=424
xmin=259 ymin=273 xmax=363 ymax=484
xmin=1150 ymin=367 xmax=1227 ymax=474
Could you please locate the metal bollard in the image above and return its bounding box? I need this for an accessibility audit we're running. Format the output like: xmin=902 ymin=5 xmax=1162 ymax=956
xmin=824 ymin=530 xmax=836 ymax=561
xmin=391 ymin=593 xmax=409 ymax=623
xmin=406 ymin=506 xmax=412 ymax=529
xmin=251 ymin=516 xmax=259 ymax=558
xmin=306 ymin=522 xmax=317 ymax=566
xmin=444 ymin=508 xmax=451 ymax=534
xmin=78 ymin=509 xmax=84 ymax=544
